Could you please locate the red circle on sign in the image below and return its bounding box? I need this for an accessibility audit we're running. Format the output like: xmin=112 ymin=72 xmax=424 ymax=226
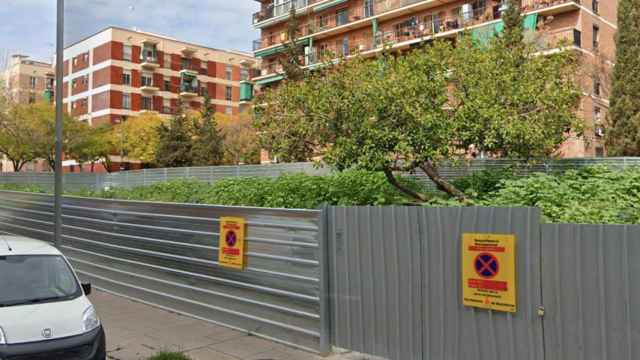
xmin=225 ymin=230 xmax=237 ymax=247
xmin=474 ymin=253 xmax=499 ymax=279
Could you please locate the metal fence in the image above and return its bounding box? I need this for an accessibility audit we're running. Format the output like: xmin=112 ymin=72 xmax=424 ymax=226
xmin=0 ymin=190 xmax=328 ymax=353
xmin=2 ymin=157 xmax=640 ymax=192
xmin=327 ymin=207 xmax=543 ymax=360
xmin=2 ymin=189 xmax=640 ymax=359
xmin=541 ymin=224 xmax=640 ymax=360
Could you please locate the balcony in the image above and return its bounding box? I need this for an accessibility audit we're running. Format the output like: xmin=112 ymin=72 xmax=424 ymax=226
xmin=180 ymin=73 xmax=199 ymax=98
xmin=252 ymin=0 xmax=311 ymax=25
xmin=253 ymin=0 xmax=580 ymax=53
xmin=140 ymin=77 xmax=158 ymax=92
xmin=141 ymin=55 xmax=159 ymax=69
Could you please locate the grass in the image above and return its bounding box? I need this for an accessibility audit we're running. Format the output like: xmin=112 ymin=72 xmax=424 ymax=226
xmin=146 ymin=352 xmax=192 ymax=360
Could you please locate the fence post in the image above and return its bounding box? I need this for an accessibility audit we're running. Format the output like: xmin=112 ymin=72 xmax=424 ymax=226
xmin=318 ymin=206 xmax=332 ymax=355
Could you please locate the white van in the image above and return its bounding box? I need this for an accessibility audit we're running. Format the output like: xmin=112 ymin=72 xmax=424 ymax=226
xmin=0 ymin=236 xmax=106 ymax=360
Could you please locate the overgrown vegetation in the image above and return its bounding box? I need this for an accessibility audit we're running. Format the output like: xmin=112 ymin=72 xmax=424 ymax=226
xmin=2 ymin=167 xmax=639 ymax=224
xmin=74 ymin=170 xmax=423 ymax=208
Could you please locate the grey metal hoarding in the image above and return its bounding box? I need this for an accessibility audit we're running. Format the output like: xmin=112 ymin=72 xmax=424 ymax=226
xmin=541 ymin=224 xmax=640 ymax=360
xmin=2 ymin=157 xmax=640 ymax=191
xmin=0 ymin=190 xmax=325 ymax=353
xmin=327 ymin=206 xmax=544 ymax=360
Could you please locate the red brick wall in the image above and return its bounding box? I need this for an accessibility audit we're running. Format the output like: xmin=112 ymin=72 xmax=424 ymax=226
xmin=132 ymin=70 xmax=141 ymax=88
xmin=232 ymin=86 xmax=240 ymax=102
xmin=216 ymin=63 xmax=226 ymax=79
xmin=171 ymin=76 xmax=180 ymax=93
xmin=92 ymin=67 xmax=111 ymax=88
xmin=93 ymin=42 xmax=111 ymax=65
xmin=132 ymin=45 xmax=141 ymax=64
xmin=72 ymin=52 xmax=90 ymax=73
xmin=157 ymin=50 xmax=165 ymax=67
xmin=153 ymin=96 xmax=163 ymax=112
xmin=63 ymin=60 xmax=69 ymax=76
xmin=215 ymin=84 xmax=225 ymax=100
xmin=171 ymin=54 xmax=181 ymax=71
xmin=71 ymin=97 xmax=88 ymax=116
xmin=110 ymin=90 xmax=123 ymax=109
xmin=111 ymin=42 xmax=124 ymax=61
xmin=207 ymin=83 xmax=216 ymax=99
xmin=92 ymin=91 xmax=110 ymax=112
xmin=62 ymin=82 xmax=69 ymax=99
xmin=71 ymin=75 xmax=89 ymax=95
xmin=153 ymin=73 xmax=164 ymax=88
xmin=131 ymin=93 xmax=141 ymax=111
xmin=192 ymin=58 xmax=201 ymax=71
xmin=170 ymin=99 xmax=178 ymax=111
xmin=207 ymin=61 xmax=217 ymax=77
xmin=232 ymin=66 xmax=241 ymax=82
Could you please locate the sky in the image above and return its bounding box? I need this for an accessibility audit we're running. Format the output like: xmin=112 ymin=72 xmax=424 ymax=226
xmin=0 ymin=0 xmax=260 ymax=66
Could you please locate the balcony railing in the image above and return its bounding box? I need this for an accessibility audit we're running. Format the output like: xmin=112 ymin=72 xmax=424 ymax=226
xmin=253 ymin=0 xmax=312 ymax=25
xmin=253 ymin=0 xmax=579 ymax=52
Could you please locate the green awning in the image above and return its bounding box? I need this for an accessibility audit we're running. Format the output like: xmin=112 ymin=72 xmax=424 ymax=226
xmin=254 ymin=38 xmax=311 ymax=58
xmin=313 ymin=0 xmax=348 ymax=12
xmin=470 ymin=14 xmax=538 ymax=45
xmin=255 ymin=74 xmax=284 ymax=86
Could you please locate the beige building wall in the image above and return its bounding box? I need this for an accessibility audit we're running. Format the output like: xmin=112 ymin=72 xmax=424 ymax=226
xmin=3 ymin=55 xmax=54 ymax=104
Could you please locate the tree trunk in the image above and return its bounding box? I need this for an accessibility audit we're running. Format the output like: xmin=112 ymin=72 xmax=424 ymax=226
xmin=383 ymin=168 xmax=430 ymax=202
xmin=419 ymin=161 xmax=468 ymax=202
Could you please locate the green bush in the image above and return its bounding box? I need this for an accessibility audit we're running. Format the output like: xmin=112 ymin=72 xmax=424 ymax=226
xmin=0 ymin=183 xmax=46 ymax=193
xmin=146 ymin=352 xmax=191 ymax=360
xmin=77 ymin=170 xmax=424 ymax=209
xmin=452 ymin=167 xmax=517 ymax=199
xmin=479 ymin=166 xmax=640 ymax=224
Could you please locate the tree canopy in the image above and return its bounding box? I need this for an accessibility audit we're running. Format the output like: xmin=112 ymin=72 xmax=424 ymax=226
xmin=255 ymin=35 xmax=581 ymax=201
xmin=607 ymin=0 xmax=640 ymax=155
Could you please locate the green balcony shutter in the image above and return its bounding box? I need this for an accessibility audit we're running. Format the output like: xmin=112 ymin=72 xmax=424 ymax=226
xmin=240 ymin=81 xmax=254 ymax=102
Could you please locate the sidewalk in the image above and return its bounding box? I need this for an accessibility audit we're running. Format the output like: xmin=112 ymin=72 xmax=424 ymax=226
xmin=92 ymin=290 xmax=373 ymax=360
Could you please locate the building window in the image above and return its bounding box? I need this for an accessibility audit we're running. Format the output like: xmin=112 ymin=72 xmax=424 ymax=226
xmin=30 ymin=76 xmax=37 ymax=89
xmin=364 ymin=0 xmax=374 ymax=17
xmin=595 ymin=146 xmax=604 ymax=157
xmin=164 ymin=54 xmax=171 ymax=69
xmin=592 ymin=0 xmax=599 ymax=14
xmin=28 ymin=93 xmax=36 ymax=104
xmin=200 ymin=85 xmax=208 ymax=97
xmin=593 ymin=78 xmax=601 ymax=97
xmin=594 ymin=106 xmax=602 ymax=123
xmin=592 ymin=24 xmax=599 ymax=49
xmin=142 ymin=96 xmax=153 ymax=110
xmin=122 ymin=70 xmax=131 ymax=86
xmin=318 ymin=15 xmax=328 ymax=29
xmin=123 ymin=45 xmax=132 ymax=61
xmin=341 ymin=36 xmax=350 ymax=56
xmin=225 ymin=106 xmax=233 ymax=115
xmin=573 ymin=29 xmax=582 ymax=48
xmin=225 ymin=65 xmax=233 ymax=80
xmin=240 ymin=68 xmax=250 ymax=81
xmin=83 ymin=53 xmax=89 ymax=62
xmin=181 ymin=57 xmax=191 ymax=70
xmin=336 ymin=8 xmax=349 ymax=26
xmin=123 ymin=93 xmax=131 ymax=109
xmin=163 ymin=98 xmax=171 ymax=114
xmin=164 ymin=78 xmax=171 ymax=92
xmin=141 ymin=73 xmax=153 ymax=87
xmin=225 ymin=86 xmax=232 ymax=101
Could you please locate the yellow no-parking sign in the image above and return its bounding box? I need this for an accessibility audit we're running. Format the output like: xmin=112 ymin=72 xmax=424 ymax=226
xmin=218 ymin=217 xmax=247 ymax=270
xmin=462 ymin=233 xmax=517 ymax=313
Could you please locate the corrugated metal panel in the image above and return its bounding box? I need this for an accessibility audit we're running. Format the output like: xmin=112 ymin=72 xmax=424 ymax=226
xmin=3 ymin=158 xmax=640 ymax=192
xmin=328 ymin=206 xmax=544 ymax=360
xmin=541 ymin=224 xmax=640 ymax=360
xmin=0 ymin=190 xmax=325 ymax=353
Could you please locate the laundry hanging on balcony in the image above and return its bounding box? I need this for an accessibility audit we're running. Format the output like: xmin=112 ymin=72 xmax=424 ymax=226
xmin=471 ymin=13 xmax=538 ymax=45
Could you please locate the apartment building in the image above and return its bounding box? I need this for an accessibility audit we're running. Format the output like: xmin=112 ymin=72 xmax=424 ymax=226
xmin=2 ymin=54 xmax=55 ymax=104
xmin=62 ymin=27 xmax=259 ymax=126
xmin=252 ymin=0 xmax=617 ymax=157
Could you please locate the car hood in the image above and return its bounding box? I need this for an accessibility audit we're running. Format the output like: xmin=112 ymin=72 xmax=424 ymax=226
xmin=0 ymin=296 xmax=93 ymax=344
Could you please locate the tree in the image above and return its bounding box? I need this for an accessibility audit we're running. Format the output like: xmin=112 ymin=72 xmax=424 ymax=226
xmin=218 ymin=113 xmax=260 ymax=165
xmin=607 ymin=0 xmax=640 ymax=155
xmin=256 ymin=37 xmax=580 ymax=202
xmin=112 ymin=112 xmax=164 ymax=166
xmin=67 ymin=123 xmax=114 ymax=172
xmin=154 ymin=100 xmax=194 ymax=167
xmin=278 ymin=8 xmax=306 ymax=81
xmin=0 ymin=103 xmax=40 ymax=171
xmin=501 ymin=0 xmax=524 ymax=48
xmin=191 ymin=96 xmax=224 ymax=166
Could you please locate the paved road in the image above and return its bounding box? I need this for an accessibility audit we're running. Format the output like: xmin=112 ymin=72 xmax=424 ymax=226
xmin=92 ymin=290 xmax=375 ymax=360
